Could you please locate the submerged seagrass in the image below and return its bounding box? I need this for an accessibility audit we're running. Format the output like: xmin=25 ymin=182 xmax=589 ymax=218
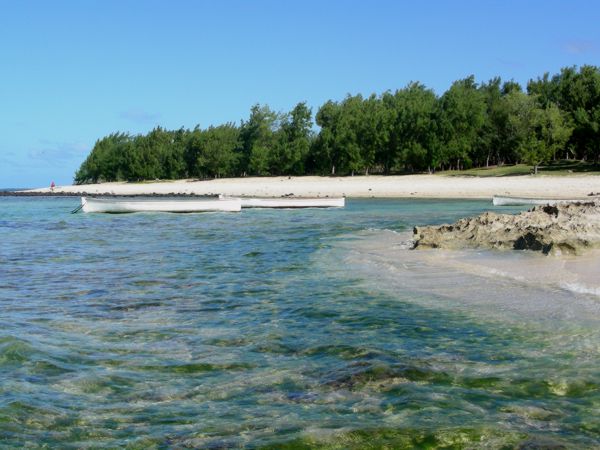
xmin=2 ymin=197 xmax=600 ymax=448
xmin=413 ymin=201 xmax=600 ymax=255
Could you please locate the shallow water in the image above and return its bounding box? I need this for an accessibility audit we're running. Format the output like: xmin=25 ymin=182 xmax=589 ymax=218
xmin=1 ymin=197 xmax=599 ymax=448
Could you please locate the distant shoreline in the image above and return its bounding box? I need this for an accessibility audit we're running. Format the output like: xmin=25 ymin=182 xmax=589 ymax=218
xmin=0 ymin=191 xmax=210 ymax=198
xmin=14 ymin=174 xmax=600 ymax=200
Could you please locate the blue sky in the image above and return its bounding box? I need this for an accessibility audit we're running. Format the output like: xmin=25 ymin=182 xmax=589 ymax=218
xmin=1 ymin=0 xmax=599 ymax=187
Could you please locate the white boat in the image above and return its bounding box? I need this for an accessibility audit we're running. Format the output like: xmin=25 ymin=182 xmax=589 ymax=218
xmin=492 ymin=195 xmax=588 ymax=206
xmin=238 ymin=197 xmax=345 ymax=208
xmin=80 ymin=196 xmax=241 ymax=213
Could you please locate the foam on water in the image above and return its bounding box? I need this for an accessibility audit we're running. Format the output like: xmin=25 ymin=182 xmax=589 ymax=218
xmin=329 ymin=229 xmax=600 ymax=326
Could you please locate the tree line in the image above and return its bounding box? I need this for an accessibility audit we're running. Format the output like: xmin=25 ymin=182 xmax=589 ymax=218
xmin=75 ymin=65 xmax=600 ymax=183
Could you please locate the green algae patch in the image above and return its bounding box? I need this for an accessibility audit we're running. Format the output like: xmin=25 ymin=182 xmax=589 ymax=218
xmin=134 ymin=362 xmax=255 ymax=374
xmin=260 ymin=427 xmax=528 ymax=450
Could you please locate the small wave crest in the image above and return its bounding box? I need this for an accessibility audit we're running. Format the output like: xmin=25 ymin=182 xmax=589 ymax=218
xmin=0 ymin=337 xmax=37 ymax=365
xmin=560 ymin=282 xmax=600 ymax=297
xmin=326 ymin=229 xmax=600 ymax=325
xmin=356 ymin=228 xmax=416 ymax=250
xmin=0 ymin=336 xmax=76 ymax=378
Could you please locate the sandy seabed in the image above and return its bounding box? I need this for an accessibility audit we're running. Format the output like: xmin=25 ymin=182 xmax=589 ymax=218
xmin=28 ymin=174 xmax=600 ymax=199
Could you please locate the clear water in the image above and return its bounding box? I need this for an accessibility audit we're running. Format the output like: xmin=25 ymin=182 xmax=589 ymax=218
xmin=1 ymin=197 xmax=599 ymax=449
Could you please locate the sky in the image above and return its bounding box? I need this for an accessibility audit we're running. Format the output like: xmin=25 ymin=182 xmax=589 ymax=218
xmin=1 ymin=0 xmax=599 ymax=188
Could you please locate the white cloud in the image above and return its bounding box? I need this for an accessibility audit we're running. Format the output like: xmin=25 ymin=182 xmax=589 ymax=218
xmin=497 ymin=59 xmax=524 ymax=70
xmin=27 ymin=141 xmax=89 ymax=167
xmin=563 ymin=40 xmax=598 ymax=55
xmin=120 ymin=109 xmax=161 ymax=124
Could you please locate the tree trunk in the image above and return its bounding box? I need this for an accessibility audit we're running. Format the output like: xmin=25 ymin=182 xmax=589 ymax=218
xmin=331 ymin=165 xmax=335 ymax=176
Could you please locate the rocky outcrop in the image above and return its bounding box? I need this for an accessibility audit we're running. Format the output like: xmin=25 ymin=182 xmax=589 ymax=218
xmin=413 ymin=201 xmax=600 ymax=255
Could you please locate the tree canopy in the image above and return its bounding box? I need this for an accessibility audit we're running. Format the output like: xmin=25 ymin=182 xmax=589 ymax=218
xmin=75 ymin=65 xmax=600 ymax=184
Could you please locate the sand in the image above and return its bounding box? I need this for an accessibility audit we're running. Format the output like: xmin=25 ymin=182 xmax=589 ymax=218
xmin=25 ymin=174 xmax=600 ymax=199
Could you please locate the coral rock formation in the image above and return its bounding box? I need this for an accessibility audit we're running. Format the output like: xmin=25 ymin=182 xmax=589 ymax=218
xmin=413 ymin=202 xmax=600 ymax=255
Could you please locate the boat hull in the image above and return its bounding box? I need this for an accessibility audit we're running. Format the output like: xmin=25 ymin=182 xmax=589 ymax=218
xmin=492 ymin=195 xmax=587 ymax=206
xmin=80 ymin=197 xmax=241 ymax=213
xmin=239 ymin=197 xmax=345 ymax=208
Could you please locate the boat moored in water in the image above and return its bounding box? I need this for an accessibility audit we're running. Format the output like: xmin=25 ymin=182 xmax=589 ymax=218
xmin=238 ymin=197 xmax=345 ymax=208
xmin=492 ymin=195 xmax=591 ymax=206
xmin=80 ymin=196 xmax=242 ymax=213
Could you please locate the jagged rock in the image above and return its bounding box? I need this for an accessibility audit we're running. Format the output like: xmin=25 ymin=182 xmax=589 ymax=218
xmin=412 ymin=201 xmax=600 ymax=255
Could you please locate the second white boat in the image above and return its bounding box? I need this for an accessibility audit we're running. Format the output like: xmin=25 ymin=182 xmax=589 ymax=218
xmin=239 ymin=197 xmax=345 ymax=208
xmin=492 ymin=195 xmax=590 ymax=206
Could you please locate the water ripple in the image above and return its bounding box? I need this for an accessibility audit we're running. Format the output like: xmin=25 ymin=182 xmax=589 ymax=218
xmin=1 ymin=197 xmax=599 ymax=448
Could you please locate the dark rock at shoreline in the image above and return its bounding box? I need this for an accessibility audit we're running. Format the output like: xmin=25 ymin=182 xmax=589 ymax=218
xmin=0 ymin=191 xmax=218 ymax=198
xmin=0 ymin=191 xmax=82 ymax=197
xmin=413 ymin=201 xmax=600 ymax=255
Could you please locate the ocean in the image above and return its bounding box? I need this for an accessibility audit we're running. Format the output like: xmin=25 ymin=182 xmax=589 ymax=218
xmin=1 ymin=196 xmax=599 ymax=448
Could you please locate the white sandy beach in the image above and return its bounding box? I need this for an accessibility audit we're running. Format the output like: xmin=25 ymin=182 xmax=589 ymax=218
xmin=27 ymin=174 xmax=600 ymax=199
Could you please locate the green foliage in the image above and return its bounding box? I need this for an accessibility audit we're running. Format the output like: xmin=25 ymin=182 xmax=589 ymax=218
xmin=505 ymin=91 xmax=544 ymax=167
xmin=384 ymin=82 xmax=438 ymax=172
xmin=187 ymin=124 xmax=239 ymax=178
xmin=273 ymin=102 xmax=313 ymax=175
xmin=528 ymin=65 xmax=600 ymax=162
xmin=504 ymin=92 xmax=574 ymax=173
xmin=74 ymin=65 xmax=599 ymax=183
xmin=310 ymin=100 xmax=342 ymax=175
xmin=437 ymin=76 xmax=486 ymax=170
xmin=75 ymin=133 xmax=132 ymax=183
xmin=478 ymin=78 xmax=516 ymax=167
xmin=538 ymin=103 xmax=573 ymax=161
xmin=239 ymin=104 xmax=280 ymax=176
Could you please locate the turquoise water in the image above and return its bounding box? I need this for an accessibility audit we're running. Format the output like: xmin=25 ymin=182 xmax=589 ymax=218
xmin=1 ymin=197 xmax=599 ymax=449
